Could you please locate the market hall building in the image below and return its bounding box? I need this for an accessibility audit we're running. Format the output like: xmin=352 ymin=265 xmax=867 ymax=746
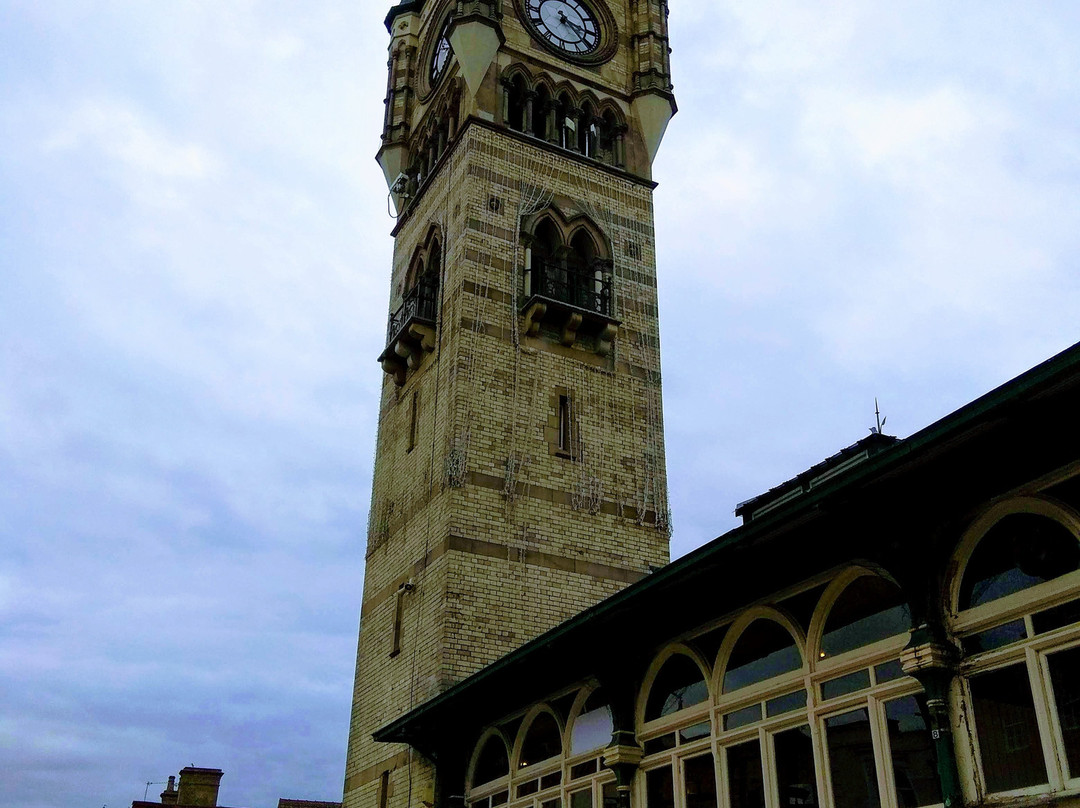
xmin=372 ymin=342 xmax=1080 ymax=808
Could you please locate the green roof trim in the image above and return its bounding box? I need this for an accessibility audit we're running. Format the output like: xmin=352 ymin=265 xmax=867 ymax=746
xmin=373 ymin=338 xmax=1080 ymax=743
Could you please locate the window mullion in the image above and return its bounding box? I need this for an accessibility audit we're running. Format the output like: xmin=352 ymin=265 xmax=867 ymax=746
xmin=1028 ymin=647 xmax=1065 ymax=790
xmin=868 ymin=695 xmax=896 ymax=808
xmin=758 ymin=727 xmax=775 ymax=808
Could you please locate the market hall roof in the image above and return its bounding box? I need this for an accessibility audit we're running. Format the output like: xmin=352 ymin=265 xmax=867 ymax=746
xmin=374 ymin=338 xmax=1080 ymax=753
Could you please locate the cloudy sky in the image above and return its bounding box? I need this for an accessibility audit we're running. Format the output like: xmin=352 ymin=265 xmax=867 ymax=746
xmin=1 ymin=2 xmax=1077 ymax=807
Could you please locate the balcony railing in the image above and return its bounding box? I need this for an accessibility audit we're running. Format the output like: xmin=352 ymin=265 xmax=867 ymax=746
xmin=527 ymin=258 xmax=612 ymax=316
xmin=378 ymin=275 xmax=439 ymax=385
xmin=385 ymin=275 xmax=439 ymax=345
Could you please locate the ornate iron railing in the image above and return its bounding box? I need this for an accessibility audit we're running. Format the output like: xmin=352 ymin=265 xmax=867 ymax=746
xmin=386 ymin=275 xmax=439 ymax=345
xmin=529 ymin=258 xmax=612 ymax=316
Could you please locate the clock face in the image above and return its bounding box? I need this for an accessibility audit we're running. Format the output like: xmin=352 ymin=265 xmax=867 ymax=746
xmin=526 ymin=0 xmax=600 ymax=55
xmin=430 ymin=17 xmax=452 ymax=84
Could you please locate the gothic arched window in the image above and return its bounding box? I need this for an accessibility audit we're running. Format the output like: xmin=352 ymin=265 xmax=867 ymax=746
xmin=507 ymin=74 xmax=528 ymax=132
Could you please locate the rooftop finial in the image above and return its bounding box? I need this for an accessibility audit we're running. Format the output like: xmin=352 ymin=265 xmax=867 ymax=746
xmin=871 ymin=398 xmax=887 ymax=434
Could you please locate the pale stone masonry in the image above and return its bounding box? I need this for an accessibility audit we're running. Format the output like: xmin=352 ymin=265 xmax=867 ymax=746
xmin=345 ymin=1 xmax=676 ymax=807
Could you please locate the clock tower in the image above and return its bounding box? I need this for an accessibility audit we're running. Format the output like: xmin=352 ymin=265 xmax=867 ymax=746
xmin=343 ymin=1 xmax=676 ymax=807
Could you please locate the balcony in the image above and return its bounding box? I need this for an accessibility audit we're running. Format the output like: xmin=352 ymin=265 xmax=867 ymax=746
xmin=521 ymin=258 xmax=620 ymax=355
xmin=378 ymin=276 xmax=439 ymax=385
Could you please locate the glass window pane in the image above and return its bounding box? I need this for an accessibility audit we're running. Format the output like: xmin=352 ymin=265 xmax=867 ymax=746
xmin=646 ymin=767 xmax=674 ymax=808
xmin=681 ymin=720 xmax=711 ymax=743
xmin=959 ymin=514 xmax=1080 ymax=610
xmin=727 ymin=740 xmax=766 ymax=808
xmin=492 ymin=792 xmax=508 ymax=806
xmin=960 ymin=619 xmax=1027 ymax=655
xmin=601 ymin=783 xmax=617 ymax=808
xmin=821 ymin=576 xmax=911 ymax=658
xmin=646 ymin=655 xmax=710 ymax=720
xmin=724 ymin=619 xmax=802 ymax=693
xmin=572 ymin=705 xmax=613 ymax=755
xmin=774 ymin=725 xmax=818 ymax=807
xmin=1032 ymin=599 xmax=1080 ymax=634
xmin=885 ymin=695 xmax=942 ymax=808
xmin=724 ymin=704 xmax=762 ymax=731
xmin=518 ymin=780 xmax=539 ymax=797
xmin=520 ymin=712 xmax=562 ymax=767
xmin=1047 ymin=645 xmax=1080 ymax=779
xmin=969 ymin=663 xmax=1048 ymax=792
xmin=767 ymin=689 xmax=808 ymax=717
xmin=570 ymin=788 xmax=592 ymax=808
xmin=540 ymin=772 xmax=561 ymax=790
xmin=570 ymin=760 xmax=597 ymax=780
xmin=820 ymin=669 xmax=871 ymax=701
xmin=873 ymin=660 xmax=905 ymax=684
xmin=644 ymin=733 xmax=676 ymax=756
xmin=825 ymin=709 xmax=880 ymax=808
xmin=542 ymin=799 xmax=562 ymax=808
xmin=684 ymin=754 xmax=718 ymax=808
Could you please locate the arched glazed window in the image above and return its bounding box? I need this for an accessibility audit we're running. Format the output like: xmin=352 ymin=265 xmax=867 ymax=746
xmin=644 ymin=653 xmax=710 ymax=722
xmin=469 ymin=732 xmax=511 ymax=808
xmin=950 ymin=500 xmax=1080 ymax=798
xmin=474 ymin=734 xmax=510 ymax=786
xmin=806 ymin=574 xmax=936 ymax=808
xmin=640 ymin=651 xmax=714 ymax=808
xmin=958 ymin=512 xmax=1079 ymax=610
xmin=819 ymin=574 xmax=911 ymax=660
xmin=468 ymin=692 xmax=617 ymax=808
xmin=569 ymin=690 xmax=612 ymax=756
xmin=721 ymin=618 xmax=802 ymax=694
xmin=518 ymin=711 xmax=562 ymax=769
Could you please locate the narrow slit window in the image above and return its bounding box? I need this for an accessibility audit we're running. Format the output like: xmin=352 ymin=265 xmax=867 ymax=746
xmin=407 ymin=390 xmax=418 ymax=452
xmin=390 ymin=589 xmax=405 ymax=657
xmin=558 ymin=395 xmax=572 ymax=453
xmin=378 ymin=770 xmax=390 ymax=808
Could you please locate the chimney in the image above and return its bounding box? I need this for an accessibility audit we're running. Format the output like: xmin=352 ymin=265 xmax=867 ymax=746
xmin=175 ymin=767 xmax=224 ymax=807
xmin=160 ymin=775 xmax=178 ymax=805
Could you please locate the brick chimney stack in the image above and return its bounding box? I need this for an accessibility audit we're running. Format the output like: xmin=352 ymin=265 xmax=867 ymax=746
xmin=175 ymin=767 xmax=224 ymax=807
xmin=160 ymin=775 xmax=178 ymax=805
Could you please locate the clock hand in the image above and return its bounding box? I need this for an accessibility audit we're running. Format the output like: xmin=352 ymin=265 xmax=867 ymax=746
xmin=556 ymin=10 xmax=586 ymax=37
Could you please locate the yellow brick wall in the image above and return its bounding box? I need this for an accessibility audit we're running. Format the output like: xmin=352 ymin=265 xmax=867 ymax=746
xmin=345 ymin=114 xmax=669 ymax=808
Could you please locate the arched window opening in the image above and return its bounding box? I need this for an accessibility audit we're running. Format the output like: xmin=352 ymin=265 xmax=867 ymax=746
xmin=533 ymin=85 xmax=552 ymax=141
xmin=556 ymin=94 xmax=575 ymax=150
xmin=566 ymin=230 xmax=601 ymax=312
xmin=959 ymin=513 xmax=1080 ymax=610
xmin=577 ymin=103 xmax=594 ymax=155
xmin=519 ymin=712 xmax=562 ymax=768
xmin=644 ymin=654 xmax=709 ymax=722
xmin=820 ymin=575 xmax=911 ymax=660
xmin=507 ymin=75 xmax=527 ymax=132
xmin=598 ymin=110 xmax=617 ymax=163
xmin=722 ymin=619 xmax=800 ymax=693
xmin=473 ymin=734 xmax=510 ymax=787
xmin=533 ymin=219 xmax=561 ymax=261
xmin=570 ymin=690 xmax=612 ymax=756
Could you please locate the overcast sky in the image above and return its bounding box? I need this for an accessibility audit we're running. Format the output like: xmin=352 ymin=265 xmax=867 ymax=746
xmin=2 ymin=2 xmax=1078 ymax=807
